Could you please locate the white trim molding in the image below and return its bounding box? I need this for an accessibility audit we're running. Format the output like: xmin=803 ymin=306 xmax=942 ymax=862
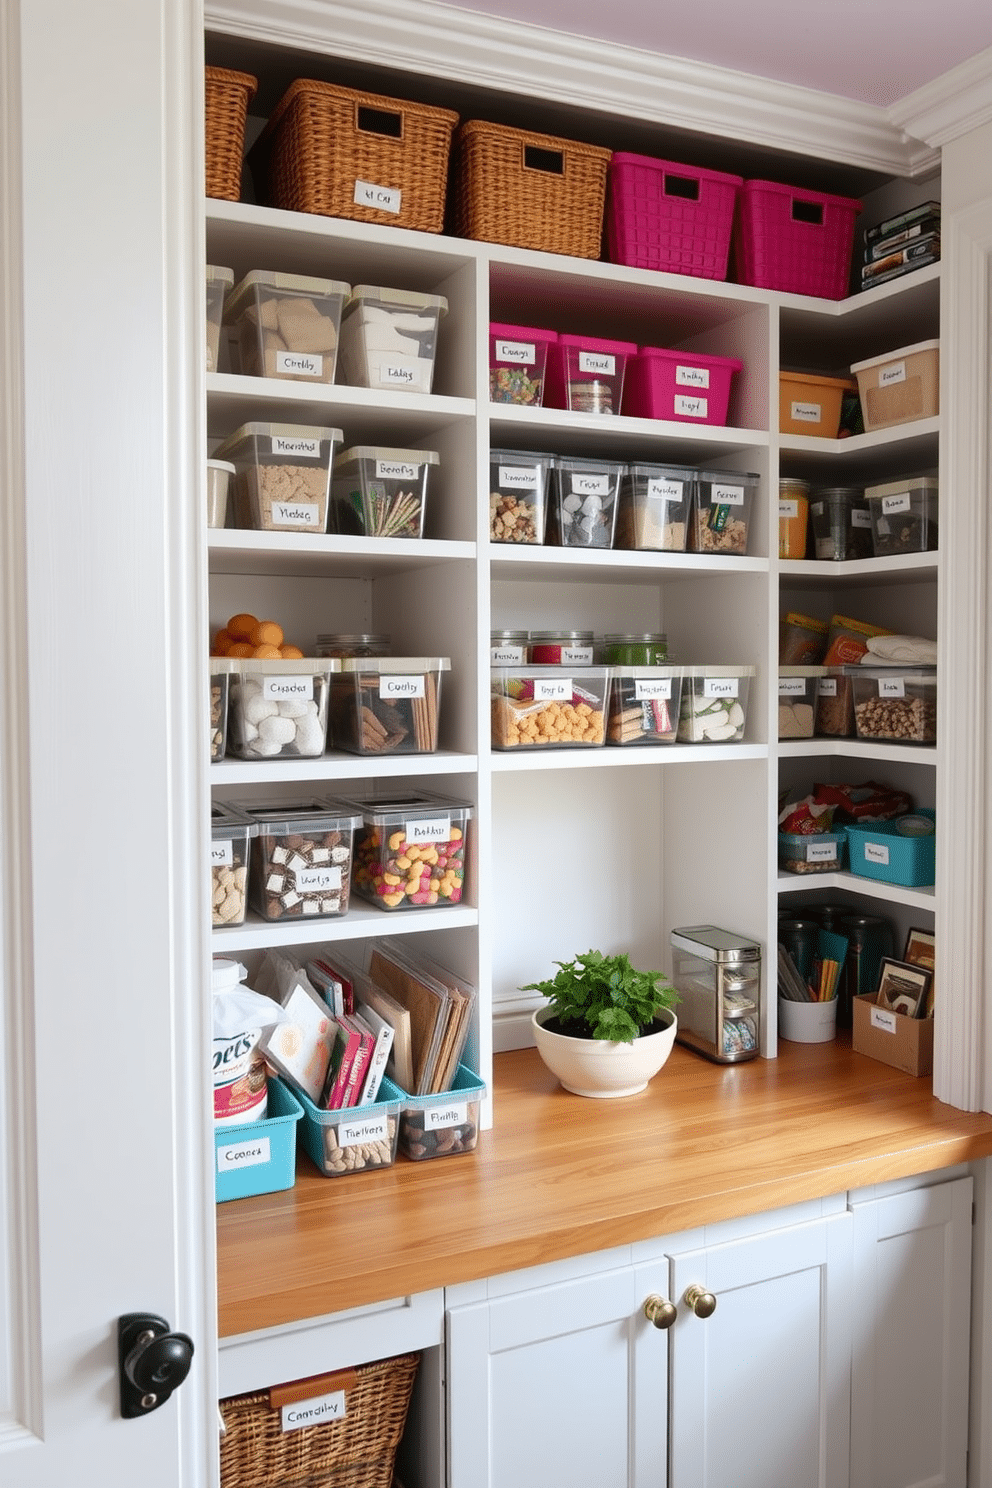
xmin=207 ymin=0 xmax=939 ymax=177
xmin=890 ymin=44 xmax=992 ymax=150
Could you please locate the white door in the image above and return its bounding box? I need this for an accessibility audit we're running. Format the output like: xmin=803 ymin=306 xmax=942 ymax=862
xmin=849 ymin=1178 xmax=973 ymax=1488
xmin=1 ymin=0 xmax=217 ymax=1484
xmin=668 ymin=1214 xmax=853 ymax=1488
xmin=446 ymin=1259 xmax=669 ymax=1488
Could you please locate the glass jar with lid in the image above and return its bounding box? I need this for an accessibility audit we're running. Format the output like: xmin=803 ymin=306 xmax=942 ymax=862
xmin=600 ymin=632 xmax=668 ymax=665
xmin=490 ymin=630 xmax=529 ymax=665
xmin=528 ymin=629 xmax=594 ymax=665
xmin=316 ymin=633 xmax=391 ymax=658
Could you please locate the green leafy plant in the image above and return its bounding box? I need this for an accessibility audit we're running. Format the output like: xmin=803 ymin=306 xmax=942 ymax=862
xmin=522 ymin=949 xmax=678 ymax=1043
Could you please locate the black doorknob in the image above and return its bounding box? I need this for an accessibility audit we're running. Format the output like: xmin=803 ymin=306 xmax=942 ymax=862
xmin=118 ymin=1313 xmax=195 ymax=1418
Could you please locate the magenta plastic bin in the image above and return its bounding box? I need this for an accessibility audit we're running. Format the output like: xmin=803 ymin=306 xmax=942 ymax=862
xmin=732 ymin=179 xmax=862 ymax=300
xmin=606 ymin=153 xmax=742 ymax=281
xmin=622 ymin=346 xmax=742 ymax=426
xmin=544 ymin=333 xmax=637 ymax=416
xmin=489 ymin=322 xmax=558 ymax=407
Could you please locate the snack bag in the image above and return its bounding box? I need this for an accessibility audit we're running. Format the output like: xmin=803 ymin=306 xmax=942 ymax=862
xmin=822 ymin=614 xmax=896 ymax=667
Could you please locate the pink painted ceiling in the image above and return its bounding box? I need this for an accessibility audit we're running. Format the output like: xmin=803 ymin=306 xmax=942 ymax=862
xmin=445 ymin=0 xmax=992 ymax=107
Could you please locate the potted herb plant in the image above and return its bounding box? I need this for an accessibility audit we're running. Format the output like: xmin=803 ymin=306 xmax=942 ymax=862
xmin=522 ymin=949 xmax=679 ymax=1098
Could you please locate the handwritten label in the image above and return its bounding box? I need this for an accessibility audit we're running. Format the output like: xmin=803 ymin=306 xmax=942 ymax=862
xmin=711 ymin=484 xmax=744 ymax=505
xmin=819 ymin=678 xmax=837 ymax=696
xmin=870 ymin=1005 xmax=898 ymax=1035
xmin=216 ymin=1137 xmax=270 ymax=1173
xmin=878 ymin=677 xmax=907 ymax=698
xmin=376 ymin=460 xmax=419 ymax=480
xmin=380 ymin=674 xmax=426 ymax=699
xmin=339 ymin=1112 xmax=390 ymax=1146
xmin=272 ymin=501 xmax=320 ymax=528
xmin=425 ymin=1101 xmax=468 ymax=1130
xmin=703 ymin=678 xmax=739 ymax=699
xmin=634 ymin=679 xmax=672 ymax=701
xmin=779 ymin=676 xmax=806 ymax=696
xmin=534 ymin=677 xmax=573 ymax=702
xmin=851 ymin=508 xmax=872 ymax=527
xmin=578 ymin=352 xmax=615 ymax=375
xmin=296 ymin=866 xmax=343 ymax=894
xmin=491 ymin=644 xmax=526 ymax=664
xmin=807 ymin=840 xmax=838 ymax=863
xmin=382 ymin=364 xmax=416 ymax=385
xmin=571 ymin=473 xmax=610 ymax=497
xmin=354 ymin=179 xmax=401 ymax=214
xmin=791 ymin=401 xmax=822 ymax=422
xmin=211 ymin=840 xmax=234 ymax=867
xmin=865 ymin=842 xmax=890 ymax=865
xmin=676 ymin=364 xmax=710 ymax=388
xmin=499 ymin=465 xmax=540 ymax=489
xmin=406 ymin=816 xmax=452 ymax=845
xmin=261 ymin=676 xmax=314 ymax=702
xmin=673 ymin=394 xmax=708 ymax=419
xmin=272 ymin=436 xmax=320 ymax=457
xmin=881 ymin=492 xmax=912 ymax=514
xmin=647 ymin=478 xmax=683 ymax=502
xmin=779 ymin=500 xmax=799 ymax=519
xmin=495 ymin=339 xmax=535 ymax=365
xmin=275 ymin=350 xmax=323 ymax=378
xmin=559 ymin=647 xmax=592 ymax=665
xmin=879 ymin=360 xmax=907 ymax=386
xmin=282 ymin=1391 xmax=347 ymax=1432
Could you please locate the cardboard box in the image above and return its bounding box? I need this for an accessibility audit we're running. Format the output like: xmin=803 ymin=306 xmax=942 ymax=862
xmin=852 ymin=993 xmax=934 ymax=1077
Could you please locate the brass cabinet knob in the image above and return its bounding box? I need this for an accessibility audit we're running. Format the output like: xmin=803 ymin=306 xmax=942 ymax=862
xmin=684 ymin=1284 xmax=717 ymax=1318
xmin=643 ymin=1294 xmax=678 ymax=1330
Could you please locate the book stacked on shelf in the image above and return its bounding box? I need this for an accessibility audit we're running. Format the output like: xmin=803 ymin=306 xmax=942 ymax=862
xmin=859 ymin=200 xmax=940 ymax=291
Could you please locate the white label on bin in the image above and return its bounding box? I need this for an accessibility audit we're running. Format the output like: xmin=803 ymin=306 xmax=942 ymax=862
xmin=406 ymin=815 xmax=452 ymax=845
xmin=262 ymin=675 xmax=314 ymax=702
xmin=534 ymin=677 xmax=573 ymax=701
xmin=647 ymin=478 xmax=683 ymax=502
xmin=491 ymin=645 xmax=526 ymax=664
xmin=211 ymin=840 xmax=234 ymax=867
xmin=703 ymin=678 xmax=739 ymax=698
xmin=376 ymin=459 xmax=420 ymax=479
xmin=878 ymin=677 xmax=907 ymax=698
xmin=851 ymin=508 xmax=872 ymax=527
xmin=676 ymin=364 xmax=710 ymax=388
xmin=282 ymin=1392 xmax=347 ymax=1432
xmin=870 ymin=1005 xmax=898 ymax=1035
xmin=779 ymin=500 xmax=799 ymax=518
xmin=791 ymin=400 xmax=822 ymax=422
xmin=571 ymin=474 xmax=610 ymax=497
xmin=495 ymin=339 xmax=535 ymax=365
xmin=865 ymin=841 xmax=890 ymax=865
xmin=879 ymin=360 xmax=907 ymax=386
xmin=216 ymin=1136 xmax=271 ymax=1173
xmin=819 ymin=678 xmax=838 ymax=696
xmin=339 ymin=1112 xmax=389 ymax=1146
xmin=578 ymin=352 xmax=615 ymax=375
xmin=271 ymin=436 xmax=320 ymax=457
xmin=272 ymin=501 xmax=321 ymax=528
xmin=425 ymin=1100 xmax=468 ymax=1130
xmin=382 ymin=363 xmax=417 ymax=385
xmin=779 ymin=677 xmax=806 ymax=696
xmin=276 ymin=350 xmax=323 ymax=378
xmin=807 ymin=840 xmax=837 ymax=863
xmin=380 ymin=673 xmax=426 ymax=699
xmin=499 ymin=465 xmax=540 ymax=489
xmin=354 ymin=178 xmax=401 ymax=213
xmin=296 ymin=865 xmax=343 ymax=894
xmin=881 ymin=492 xmax=912 ymax=514
xmin=635 ymin=679 xmax=672 ymax=701
xmin=674 ymin=394 xmax=708 ymax=419
xmin=711 ymin=484 xmax=744 ymax=505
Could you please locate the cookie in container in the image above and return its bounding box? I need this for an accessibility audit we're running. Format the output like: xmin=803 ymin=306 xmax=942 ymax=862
xmin=342 ymin=791 xmax=473 ymax=911
xmin=607 ymin=666 xmax=682 ymax=745
xmin=224 ymin=269 xmax=350 ymax=384
xmin=231 ymin=796 xmax=363 ymax=923
xmin=213 ymin=422 xmax=342 ymax=534
xmin=328 ymin=657 xmax=449 ymax=754
xmin=491 ymin=665 xmax=611 ymax=749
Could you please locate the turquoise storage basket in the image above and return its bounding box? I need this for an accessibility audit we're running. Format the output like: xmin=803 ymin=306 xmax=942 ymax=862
xmin=297 ymin=1076 xmax=403 ymax=1177
xmin=214 ymin=1077 xmax=303 ymax=1203
xmin=396 ymin=1062 xmax=487 ymax=1160
xmin=844 ymin=809 xmax=935 ymax=888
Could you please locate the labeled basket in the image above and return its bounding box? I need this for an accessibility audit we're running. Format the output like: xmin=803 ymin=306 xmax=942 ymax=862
xmin=249 ymin=78 xmax=458 ymax=233
xmin=453 ymin=119 xmax=611 ymax=259
xmin=219 ymin=1353 xmax=420 ymax=1488
xmin=733 ymin=180 xmax=862 ymax=299
xmin=606 ymin=153 xmax=742 ymax=280
xmin=205 ymin=66 xmax=257 ymax=201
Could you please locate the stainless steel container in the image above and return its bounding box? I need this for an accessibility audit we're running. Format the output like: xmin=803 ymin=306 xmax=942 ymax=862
xmin=670 ymin=924 xmax=762 ymax=1064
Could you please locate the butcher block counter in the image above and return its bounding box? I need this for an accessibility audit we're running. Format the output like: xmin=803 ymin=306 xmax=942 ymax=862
xmin=216 ymin=1034 xmax=992 ymax=1339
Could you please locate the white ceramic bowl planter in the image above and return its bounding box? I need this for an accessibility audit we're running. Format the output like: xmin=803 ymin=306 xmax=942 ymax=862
xmin=531 ymin=1005 xmax=678 ymax=1098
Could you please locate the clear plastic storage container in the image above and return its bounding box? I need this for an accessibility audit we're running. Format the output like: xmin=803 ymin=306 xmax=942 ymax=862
xmin=809 ymin=486 xmax=872 ymax=561
xmin=213 ymin=422 xmax=342 ymax=534
xmin=548 ymin=456 xmax=624 ymax=548
xmin=544 ymin=333 xmax=637 ymax=414
xmin=689 ymin=471 xmax=759 ymax=555
xmin=491 ymin=666 xmax=611 ymax=748
xmin=209 ymin=657 xmax=235 ymax=761
xmin=227 ymin=657 xmax=335 ymax=760
xmin=210 ymin=801 xmax=256 ymax=928
xmin=206 ymin=459 xmax=235 ymax=529
xmin=489 ymin=449 xmax=554 ymax=544
xmin=778 ymin=830 xmax=847 ymax=874
xmin=338 ymin=285 xmax=447 ymax=394
xmin=607 ymin=666 xmax=682 ymax=745
xmin=330 ymin=445 xmax=437 ymax=538
xmin=615 ymin=462 xmax=692 ymax=551
xmin=777 ymin=477 xmax=810 ymax=558
xmin=489 ymin=322 xmax=558 ymax=406
xmin=230 ymin=796 xmax=363 ymax=922
xmin=677 ymin=666 xmax=754 ymax=742
xmin=865 ymin=476 xmax=938 ymax=555
xmin=778 ymin=667 xmax=826 ymax=738
xmin=344 ymin=791 xmax=473 ymax=911
xmin=224 ymin=269 xmax=350 ymax=383
xmin=327 ymin=657 xmax=449 ymax=754
xmin=847 ymin=666 xmax=938 ymax=744
xmin=205 ymin=264 xmax=233 ymax=372
xmin=396 ymin=1063 xmax=486 ymax=1160
xmin=813 ymin=667 xmax=855 ymax=737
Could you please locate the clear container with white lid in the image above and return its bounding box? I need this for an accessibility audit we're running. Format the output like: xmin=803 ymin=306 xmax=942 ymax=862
xmin=206 ymin=264 xmax=234 ymax=372
xmin=330 ymin=445 xmax=438 ymax=538
xmin=224 ymin=268 xmax=351 ymax=383
xmin=548 ymin=457 xmax=624 ymax=548
xmin=328 ymin=657 xmax=450 ymax=754
xmin=677 ymin=665 xmax=755 ymax=742
xmin=338 ymin=285 xmax=448 ymax=394
xmin=778 ymin=666 xmax=827 ymax=738
xmin=846 ymin=665 xmax=937 ymax=743
xmin=212 ymin=422 xmax=342 ymax=534
xmin=607 ymin=665 xmax=683 ymax=745
xmin=864 ymin=475 xmax=938 ymax=555
xmin=489 ymin=448 xmax=554 ymax=544
xmin=615 ymin=462 xmax=693 ymax=551
xmin=227 ymin=657 xmax=337 ymax=760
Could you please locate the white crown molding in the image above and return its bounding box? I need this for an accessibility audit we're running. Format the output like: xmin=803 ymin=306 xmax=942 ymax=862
xmin=206 ymin=0 xmax=939 ymax=177
xmin=889 ymin=44 xmax=992 ymax=149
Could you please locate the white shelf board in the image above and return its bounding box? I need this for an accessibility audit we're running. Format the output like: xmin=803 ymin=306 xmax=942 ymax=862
xmin=488 ymin=403 xmax=768 ymax=464
xmin=777 ymin=870 xmax=935 ymax=912
xmin=776 ymin=739 xmax=938 ymax=766
xmin=778 ymin=418 xmax=939 ymax=483
xmin=489 ymin=545 xmax=769 ymax=583
xmin=213 ymin=902 xmax=479 ymax=953
xmin=206 ymin=372 xmax=475 ymax=438
xmin=778 ymin=264 xmax=940 ymax=365
xmin=207 ymin=531 xmax=476 ymax=578
xmin=492 ymin=743 xmax=768 ymax=771
xmin=778 ymin=552 xmax=938 ymax=590
xmin=211 ymin=750 xmax=478 ymax=787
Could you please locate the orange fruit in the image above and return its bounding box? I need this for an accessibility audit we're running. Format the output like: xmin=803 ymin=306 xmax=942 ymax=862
xmin=279 ymin=644 xmax=304 ymax=660
xmin=227 ymin=612 xmax=259 ymax=640
xmin=250 ymin=619 xmax=284 ymax=649
xmin=211 ymin=627 xmax=234 ymax=655
xmin=252 ymin=643 xmax=282 ymax=659
xmin=226 ymin=641 xmax=255 ymax=658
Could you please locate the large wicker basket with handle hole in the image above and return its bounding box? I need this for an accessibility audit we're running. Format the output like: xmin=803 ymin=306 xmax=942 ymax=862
xmin=205 ymin=66 xmax=257 ymax=201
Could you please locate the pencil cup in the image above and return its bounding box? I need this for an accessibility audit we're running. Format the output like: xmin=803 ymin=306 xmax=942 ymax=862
xmin=778 ymin=996 xmax=837 ymax=1044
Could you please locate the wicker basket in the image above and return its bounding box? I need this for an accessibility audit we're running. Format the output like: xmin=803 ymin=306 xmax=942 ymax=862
xmin=205 ymin=66 xmax=257 ymax=202
xmin=219 ymin=1353 xmax=420 ymax=1488
xmin=249 ymin=79 xmax=458 ymax=233
xmin=453 ymin=119 xmax=611 ymax=259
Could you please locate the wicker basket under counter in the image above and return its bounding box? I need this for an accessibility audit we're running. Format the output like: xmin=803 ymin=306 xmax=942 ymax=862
xmin=205 ymin=66 xmax=257 ymax=201
xmin=219 ymin=1353 xmax=419 ymax=1488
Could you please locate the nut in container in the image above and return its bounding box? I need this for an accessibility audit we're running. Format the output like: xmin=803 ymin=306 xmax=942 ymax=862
xmin=847 ymin=665 xmax=937 ymax=743
xmin=491 ymin=665 xmax=611 ymax=748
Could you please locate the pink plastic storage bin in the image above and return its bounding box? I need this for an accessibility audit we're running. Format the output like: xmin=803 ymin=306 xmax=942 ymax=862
xmin=544 ymin=333 xmax=637 ymax=416
xmin=733 ymin=180 xmax=862 ymax=300
xmin=606 ymin=153 xmax=743 ymax=280
xmin=622 ymin=346 xmax=743 ymax=426
xmin=489 ymin=322 xmax=558 ymax=407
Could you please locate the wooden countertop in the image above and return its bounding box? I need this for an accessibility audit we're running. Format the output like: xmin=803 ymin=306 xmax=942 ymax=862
xmin=216 ymin=1036 xmax=992 ymax=1338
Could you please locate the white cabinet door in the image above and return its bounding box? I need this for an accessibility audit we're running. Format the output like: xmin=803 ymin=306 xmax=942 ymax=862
xmin=850 ymin=1177 xmax=973 ymax=1488
xmin=446 ymin=1260 xmax=669 ymax=1488
xmin=668 ymin=1214 xmax=853 ymax=1488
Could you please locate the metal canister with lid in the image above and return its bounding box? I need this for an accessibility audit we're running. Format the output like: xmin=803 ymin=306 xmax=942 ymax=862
xmin=838 ymin=913 xmax=895 ymax=1026
xmin=490 ymin=629 xmax=529 ymax=665
xmin=670 ymin=924 xmax=762 ymax=1064
xmin=600 ymin=632 xmax=669 ymax=664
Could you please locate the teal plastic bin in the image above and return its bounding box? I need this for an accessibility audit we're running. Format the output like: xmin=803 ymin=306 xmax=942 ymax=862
xmin=845 ymin=809 xmax=935 ymax=888
xmin=214 ymin=1077 xmax=303 ymax=1203
xmin=396 ymin=1063 xmax=487 ymax=1161
xmin=296 ymin=1077 xmax=403 ymax=1177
